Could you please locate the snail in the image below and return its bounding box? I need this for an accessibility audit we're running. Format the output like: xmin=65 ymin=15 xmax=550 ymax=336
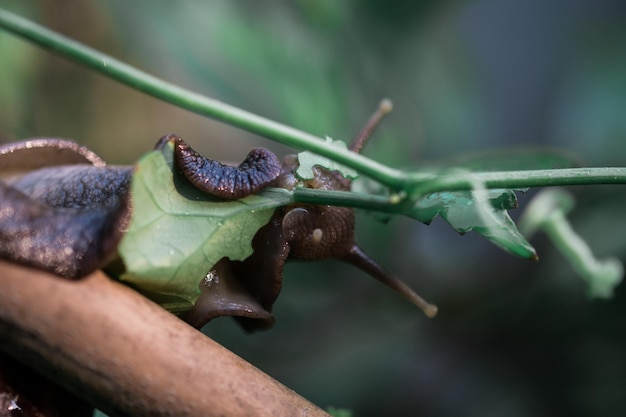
xmin=0 ymin=100 xmax=436 ymax=332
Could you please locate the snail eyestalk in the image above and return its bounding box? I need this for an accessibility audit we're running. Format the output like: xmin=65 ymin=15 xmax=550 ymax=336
xmin=344 ymin=245 xmax=438 ymax=318
xmin=350 ymin=98 xmax=394 ymax=154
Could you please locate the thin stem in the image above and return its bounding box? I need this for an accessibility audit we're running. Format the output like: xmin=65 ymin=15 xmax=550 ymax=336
xmin=518 ymin=188 xmax=624 ymax=298
xmin=291 ymin=188 xmax=398 ymax=212
xmin=543 ymin=211 xmax=623 ymax=298
xmin=293 ymin=168 xmax=626 ymax=213
xmin=407 ymin=167 xmax=626 ymax=197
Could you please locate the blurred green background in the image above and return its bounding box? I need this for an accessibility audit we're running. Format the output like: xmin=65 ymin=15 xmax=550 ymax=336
xmin=2 ymin=1 xmax=626 ymax=416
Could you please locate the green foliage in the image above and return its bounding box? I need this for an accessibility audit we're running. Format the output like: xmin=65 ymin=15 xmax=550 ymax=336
xmin=118 ymin=142 xmax=290 ymax=311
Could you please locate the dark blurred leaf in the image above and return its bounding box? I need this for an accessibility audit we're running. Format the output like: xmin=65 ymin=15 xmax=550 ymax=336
xmin=118 ymin=143 xmax=289 ymax=311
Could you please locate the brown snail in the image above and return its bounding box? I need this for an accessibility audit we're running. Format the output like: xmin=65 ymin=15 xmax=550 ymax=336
xmin=178 ymin=99 xmax=437 ymax=330
xmin=0 ymin=99 xmax=436 ymax=332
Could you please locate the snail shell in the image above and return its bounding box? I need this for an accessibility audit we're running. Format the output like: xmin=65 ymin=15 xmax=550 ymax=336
xmin=0 ymin=139 xmax=131 ymax=279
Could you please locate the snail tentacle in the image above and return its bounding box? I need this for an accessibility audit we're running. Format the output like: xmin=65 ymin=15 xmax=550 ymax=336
xmin=342 ymin=245 xmax=438 ymax=318
xmin=350 ymin=98 xmax=393 ymax=153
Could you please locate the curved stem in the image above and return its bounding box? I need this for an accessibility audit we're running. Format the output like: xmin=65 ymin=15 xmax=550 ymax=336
xmin=0 ymin=8 xmax=404 ymax=189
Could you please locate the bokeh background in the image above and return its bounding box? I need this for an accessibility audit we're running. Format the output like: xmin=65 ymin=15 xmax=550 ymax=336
xmin=2 ymin=1 xmax=626 ymax=416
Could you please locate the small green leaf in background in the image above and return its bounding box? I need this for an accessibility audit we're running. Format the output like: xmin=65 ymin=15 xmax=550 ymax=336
xmin=296 ymin=136 xmax=359 ymax=180
xmin=409 ymin=187 xmax=537 ymax=259
xmin=118 ymin=143 xmax=290 ymax=311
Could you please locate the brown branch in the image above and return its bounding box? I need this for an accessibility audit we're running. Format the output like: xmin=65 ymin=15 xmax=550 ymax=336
xmin=0 ymin=261 xmax=330 ymax=417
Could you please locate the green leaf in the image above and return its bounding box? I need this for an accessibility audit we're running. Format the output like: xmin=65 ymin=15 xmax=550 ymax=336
xmin=118 ymin=143 xmax=290 ymax=311
xmin=296 ymin=136 xmax=359 ymax=180
xmin=409 ymin=188 xmax=537 ymax=259
xmin=409 ymin=189 xmax=517 ymax=224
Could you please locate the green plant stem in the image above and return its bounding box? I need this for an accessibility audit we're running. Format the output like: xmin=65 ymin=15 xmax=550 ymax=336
xmin=294 ymin=168 xmax=626 ymax=212
xmin=3 ymin=8 xmax=626 ymax=207
xmin=0 ymin=7 xmax=402 ymax=188
xmin=408 ymin=167 xmax=626 ymax=195
xmin=542 ymin=211 xmax=623 ymax=296
xmin=293 ymin=188 xmax=397 ymax=212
